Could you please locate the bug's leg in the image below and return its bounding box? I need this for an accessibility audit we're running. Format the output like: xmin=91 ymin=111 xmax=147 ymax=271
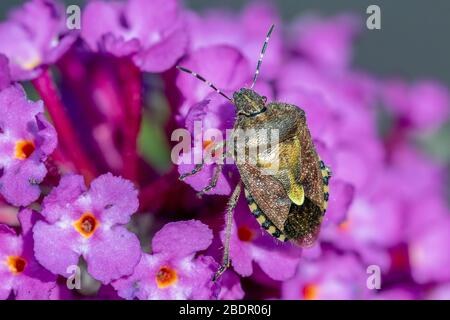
xmin=179 ymin=163 xmax=204 ymax=181
xmin=197 ymin=164 xmax=223 ymax=197
xmin=196 ymin=140 xmax=228 ymax=195
xmin=213 ymin=182 xmax=242 ymax=282
xmin=179 ymin=140 xmax=228 ymax=181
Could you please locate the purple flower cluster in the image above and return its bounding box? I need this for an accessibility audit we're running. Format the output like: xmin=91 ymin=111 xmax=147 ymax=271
xmin=33 ymin=173 xmax=141 ymax=284
xmin=0 ymin=0 xmax=449 ymax=300
xmin=175 ymin=3 xmax=450 ymax=300
xmin=0 ymin=209 xmax=56 ymax=299
xmin=0 ymin=56 xmax=57 ymax=206
xmin=81 ymin=0 xmax=187 ymax=72
xmin=113 ymin=220 xmax=217 ymax=300
xmin=0 ymin=0 xmax=77 ymax=81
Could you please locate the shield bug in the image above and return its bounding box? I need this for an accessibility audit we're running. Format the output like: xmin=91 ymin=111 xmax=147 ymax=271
xmin=177 ymin=24 xmax=332 ymax=280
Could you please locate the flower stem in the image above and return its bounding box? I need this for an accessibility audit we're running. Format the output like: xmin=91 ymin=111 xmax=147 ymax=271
xmin=118 ymin=58 xmax=142 ymax=183
xmin=139 ymin=170 xmax=175 ymax=213
xmin=162 ymin=68 xmax=182 ymax=145
xmin=32 ymin=68 xmax=97 ymax=182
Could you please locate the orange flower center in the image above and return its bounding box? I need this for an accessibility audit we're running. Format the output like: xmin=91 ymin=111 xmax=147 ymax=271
xmin=203 ymin=139 xmax=221 ymax=158
xmin=203 ymin=140 xmax=214 ymax=150
xmin=302 ymin=283 xmax=319 ymax=300
xmin=155 ymin=266 xmax=178 ymax=289
xmin=237 ymin=225 xmax=255 ymax=242
xmin=15 ymin=140 xmax=35 ymax=160
xmin=7 ymin=256 xmax=27 ymax=274
xmin=73 ymin=212 xmax=99 ymax=238
xmin=21 ymin=56 xmax=42 ymax=70
xmin=338 ymin=220 xmax=350 ymax=232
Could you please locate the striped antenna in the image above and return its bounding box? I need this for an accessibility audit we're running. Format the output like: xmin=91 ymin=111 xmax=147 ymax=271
xmin=250 ymin=24 xmax=275 ymax=89
xmin=176 ymin=66 xmax=232 ymax=102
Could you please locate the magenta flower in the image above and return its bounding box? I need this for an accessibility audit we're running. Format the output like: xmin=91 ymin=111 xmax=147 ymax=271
xmin=373 ymin=288 xmax=417 ymax=300
xmin=382 ymin=79 xmax=450 ymax=131
xmin=0 ymin=0 xmax=78 ymax=80
xmin=224 ymin=198 xmax=302 ymax=281
xmin=276 ymin=61 xmax=379 ymax=148
xmin=186 ymin=2 xmax=283 ymax=80
xmin=0 ymin=84 xmax=57 ymax=206
xmin=1 ymin=0 xmax=449 ymax=301
xmin=0 ymin=54 xmax=11 ymax=90
xmin=0 ymin=202 xmax=19 ymax=226
xmin=406 ymin=196 xmax=449 ymax=242
xmin=388 ymin=145 xmax=446 ymax=201
xmin=408 ymin=216 xmax=450 ymax=284
xmin=112 ymin=220 xmax=217 ymax=300
xmin=322 ymin=176 xmax=404 ymax=248
xmin=176 ymin=45 xmax=251 ymax=119
xmin=426 ymin=284 xmax=450 ymax=300
xmin=32 ymin=173 xmax=141 ymax=284
xmin=321 ymin=178 xmax=354 ymax=227
xmin=282 ymin=253 xmax=370 ymax=300
xmin=320 ymin=178 xmax=404 ymax=271
xmin=177 ymin=94 xmax=237 ymax=196
xmin=290 ymin=13 xmax=361 ymax=71
xmin=216 ymin=271 xmax=244 ymax=300
xmin=0 ymin=209 xmax=56 ymax=300
xmin=81 ymin=0 xmax=187 ymax=72
xmin=51 ymin=283 xmax=121 ymax=300
xmin=176 ymin=46 xmax=273 ymax=195
xmin=277 ymin=86 xmax=338 ymax=144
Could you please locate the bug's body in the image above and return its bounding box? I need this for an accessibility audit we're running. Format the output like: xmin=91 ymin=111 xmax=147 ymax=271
xmin=233 ymin=89 xmax=331 ymax=246
xmin=176 ymin=24 xmax=331 ymax=280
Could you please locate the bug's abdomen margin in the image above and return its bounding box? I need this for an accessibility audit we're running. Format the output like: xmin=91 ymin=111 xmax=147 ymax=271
xmin=282 ymin=159 xmax=332 ymax=247
xmin=244 ymin=188 xmax=288 ymax=242
xmin=243 ymin=159 xmax=332 ymax=247
xmin=320 ymin=159 xmax=331 ymax=212
xmin=283 ymin=198 xmax=323 ymax=247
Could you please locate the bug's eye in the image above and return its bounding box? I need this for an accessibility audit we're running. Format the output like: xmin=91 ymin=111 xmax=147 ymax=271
xmin=262 ymin=96 xmax=267 ymax=103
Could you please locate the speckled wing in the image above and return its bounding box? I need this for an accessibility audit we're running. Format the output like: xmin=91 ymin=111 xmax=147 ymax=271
xmin=295 ymin=114 xmax=326 ymax=212
xmin=237 ymin=133 xmax=306 ymax=233
xmin=237 ymin=162 xmax=291 ymax=232
xmin=267 ymin=134 xmax=305 ymax=207
xmin=236 ymin=102 xmax=328 ymax=237
xmin=238 ymin=105 xmax=305 ymax=203
xmin=264 ymin=102 xmax=326 ymax=212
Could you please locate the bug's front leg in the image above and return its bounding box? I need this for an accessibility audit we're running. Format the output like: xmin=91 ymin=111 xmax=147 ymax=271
xmin=194 ymin=140 xmax=230 ymax=196
xmin=213 ymin=181 xmax=241 ymax=282
xmin=197 ymin=163 xmax=223 ymax=197
xmin=179 ymin=140 xmax=228 ymax=182
xmin=179 ymin=163 xmax=204 ymax=181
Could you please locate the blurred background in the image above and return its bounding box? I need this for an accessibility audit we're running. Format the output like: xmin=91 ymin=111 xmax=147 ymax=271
xmin=2 ymin=0 xmax=448 ymax=186
xmin=1 ymin=0 xmax=450 ymax=86
xmin=1 ymin=0 xmax=449 ymax=300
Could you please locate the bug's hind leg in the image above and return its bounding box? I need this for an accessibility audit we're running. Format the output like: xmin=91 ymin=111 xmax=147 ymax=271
xmin=179 ymin=163 xmax=204 ymax=180
xmin=213 ymin=182 xmax=242 ymax=282
xmin=197 ymin=164 xmax=223 ymax=197
xmin=196 ymin=140 xmax=228 ymax=196
xmin=179 ymin=140 xmax=227 ymax=182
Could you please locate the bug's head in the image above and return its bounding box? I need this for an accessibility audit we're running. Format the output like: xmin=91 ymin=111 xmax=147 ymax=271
xmin=233 ymin=88 xmax=267 ymax=117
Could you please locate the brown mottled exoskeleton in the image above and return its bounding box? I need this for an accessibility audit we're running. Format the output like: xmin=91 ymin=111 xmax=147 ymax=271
xmin=177 ymin=25 xmax=331 ymax=281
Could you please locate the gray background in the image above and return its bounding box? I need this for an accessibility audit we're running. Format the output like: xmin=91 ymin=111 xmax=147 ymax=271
xmin=1 ymin=0 xmax=449 ymax=86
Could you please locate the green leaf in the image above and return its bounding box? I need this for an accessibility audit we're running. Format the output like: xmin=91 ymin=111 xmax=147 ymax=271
xmin=138 ymin=112 xmax=171 ymax=173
